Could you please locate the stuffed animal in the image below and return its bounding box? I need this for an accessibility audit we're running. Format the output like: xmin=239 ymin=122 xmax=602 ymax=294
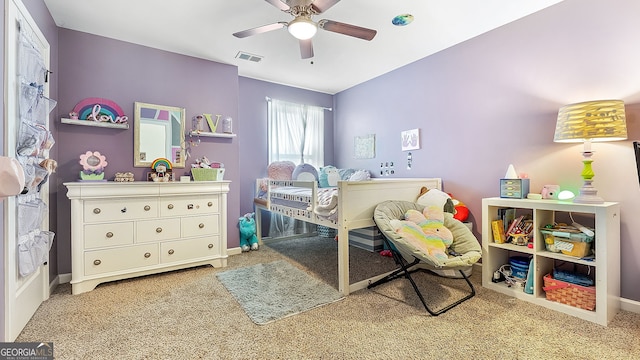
xmin=416 ymin=187 xmax=455 ymax=214
xmin=390 ymin=218 xmax=449 ymax=261
xmin=319 ymin=166 xmax=340 ymax=187
xmin=239 ymin=212 xmax=259 ymax=252
xmin=448 ymin=194 xmax=470 ymax=222
xmin=292 ymin=163 xmax=319 ymax=181
xmin=404 ymin=207 xmax=453 ymax=248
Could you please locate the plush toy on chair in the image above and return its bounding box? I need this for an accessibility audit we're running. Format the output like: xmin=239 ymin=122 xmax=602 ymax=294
xmin=239 ymin=212 xmax=259 ymax=252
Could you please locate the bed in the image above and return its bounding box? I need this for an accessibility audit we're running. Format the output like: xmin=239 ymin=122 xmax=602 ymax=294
xmin=254 ymin=177 xmax=443 ymax=296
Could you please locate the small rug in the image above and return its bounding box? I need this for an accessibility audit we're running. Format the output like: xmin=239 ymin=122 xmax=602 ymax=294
xmin=216 ymin=260 xmax=344 ymax=325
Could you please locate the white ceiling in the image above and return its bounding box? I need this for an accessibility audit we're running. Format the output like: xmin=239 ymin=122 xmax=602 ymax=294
xmin=43 ymin=0 xmax=564 ymax=94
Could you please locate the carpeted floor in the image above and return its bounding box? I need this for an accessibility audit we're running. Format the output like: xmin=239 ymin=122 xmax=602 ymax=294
xmin=16 ymin=236 xmax=640 ymax=359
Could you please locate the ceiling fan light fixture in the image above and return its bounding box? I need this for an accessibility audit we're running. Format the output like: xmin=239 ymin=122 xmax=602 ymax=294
xmin=288 ymin=17 xmax=317 ymax=40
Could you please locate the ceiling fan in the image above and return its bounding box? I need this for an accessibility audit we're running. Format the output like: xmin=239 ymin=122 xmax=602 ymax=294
xmin=233 ymin=0 xmax=377 ymax=59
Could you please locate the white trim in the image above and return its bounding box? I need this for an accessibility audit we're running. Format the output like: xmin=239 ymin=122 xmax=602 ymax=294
xmin=621 ymin=297 xmax=640 ymax=314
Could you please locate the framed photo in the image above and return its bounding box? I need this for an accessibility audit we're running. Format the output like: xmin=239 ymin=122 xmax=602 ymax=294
xmin=401 ymin=128 xmax=420 ymax=151
xmin=354 ymin=134 xmax=375 ymax=159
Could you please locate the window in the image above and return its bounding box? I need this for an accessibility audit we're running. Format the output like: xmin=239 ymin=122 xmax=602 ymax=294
xmin=268 ymin=98 xmax=324 ymax=169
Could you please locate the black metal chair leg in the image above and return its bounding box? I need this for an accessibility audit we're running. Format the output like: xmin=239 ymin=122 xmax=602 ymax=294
xmin=368 ymin=238 xmax=476 ymax=316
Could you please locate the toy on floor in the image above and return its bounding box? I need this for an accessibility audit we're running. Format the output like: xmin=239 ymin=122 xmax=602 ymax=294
xmin=239 ymin=212 xmax=259 ymax=252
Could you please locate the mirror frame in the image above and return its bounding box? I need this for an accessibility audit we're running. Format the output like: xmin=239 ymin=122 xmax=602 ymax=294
xmin=133 ymin=102 xmax=186 ymax=168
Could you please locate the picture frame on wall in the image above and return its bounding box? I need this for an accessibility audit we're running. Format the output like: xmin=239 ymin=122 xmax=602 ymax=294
xmin=401 ymin=128 xmax=420 ymax=151
xmin=354 ymin=134 xmax=375 ymax=159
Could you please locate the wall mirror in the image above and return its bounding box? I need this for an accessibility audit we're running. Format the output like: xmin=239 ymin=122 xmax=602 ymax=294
xmin=134 ymin=102 xmax=186 ymax=168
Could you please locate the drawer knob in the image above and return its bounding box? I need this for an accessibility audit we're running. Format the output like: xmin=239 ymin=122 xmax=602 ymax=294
xmin=93 ymin=208 xmax=101 ymax=214
xmin=144 ymin=205 xmax=151 ymax=211
xmin=156 ymin=227 xmax=163 ymax=233
xmin=167 ymin=204 xmax=174 ymax=210
xmin=208 ymin=202 xmax=213 ymax=207
xmin=106 ymin=232 xmax=114 ymax=238
xmin=168 ymin=249 xmax=175 ymax=255
xmin=199 ymin=223 xmax=205 ymax=229
xmin=144 ymin=252 xmax=151 ymax=258
xmin=208 ymin=244 xmax=214 ymax=249
xmin=93 ymin=259 xmax=101 ymax=266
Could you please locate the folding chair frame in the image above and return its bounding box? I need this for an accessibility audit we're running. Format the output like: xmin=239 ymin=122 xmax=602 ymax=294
xmin=367 ymin=238 xmax=476 ymax=316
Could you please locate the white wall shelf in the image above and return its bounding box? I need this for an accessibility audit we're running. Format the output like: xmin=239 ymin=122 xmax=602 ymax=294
xmin=189 ymin=130 xmax=236 ymax=138
xmin=61 ymin=118 xmax=129 ymax=129
xmin=481 ymin=197 xmax=620 ymax=326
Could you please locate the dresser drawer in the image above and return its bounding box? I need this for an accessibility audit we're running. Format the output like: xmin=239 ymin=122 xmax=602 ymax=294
xmin=160 ymin=236 xmax=221 ymax=264
xmin=84 ymin=222 xmax=134 ymax=249
xmin=84 ymin=244 xmax=158 ymax=276
xmin=160 ymin=196 xmax=219 ymax=217
xmin=84 ymin=198 xmax=158 ymax=223
xmin=136 ymin=218 xmax=181 ymax=243
xmin=181 ymin=214 xmax=219 ymax=238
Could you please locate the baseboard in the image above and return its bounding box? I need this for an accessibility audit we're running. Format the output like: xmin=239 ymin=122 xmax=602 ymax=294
xmin=227 ymin=247 xmax=242 ymax=256
xmin=57 ymin=273 xmax=71 ymax=284
xmin=621 ymin=298 xmax=640 ymax=314
xmin=49 ymin=275 xmax=60 ymax=294
xmin=475 ymin=263 xmax=639 ymax=315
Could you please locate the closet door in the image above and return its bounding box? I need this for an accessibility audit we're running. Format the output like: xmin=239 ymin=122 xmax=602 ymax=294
xmin=3 ymin=0 xmax=51 ymax=341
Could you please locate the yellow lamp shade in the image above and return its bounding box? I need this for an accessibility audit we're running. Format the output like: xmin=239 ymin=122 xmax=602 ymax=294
xmin=554 ymin=100 xmax=627 ymax=143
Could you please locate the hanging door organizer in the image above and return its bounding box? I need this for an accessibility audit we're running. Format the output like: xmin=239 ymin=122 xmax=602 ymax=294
xmin=16 ymin=27 xmax=56 ymax=277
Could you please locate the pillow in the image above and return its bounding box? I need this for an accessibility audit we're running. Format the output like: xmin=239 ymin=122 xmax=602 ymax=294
xmin=348 ymin=169 xmax=370 ymax=182
xmin=292 ymin=163 xmax=318 ymax=181
xmin=338 ymin=168 xmax=356 ymax=180
xmin=319 ymin=166 xmax=340 ymax=187
xmin=267 ymin=161 xmax=296 ymax=180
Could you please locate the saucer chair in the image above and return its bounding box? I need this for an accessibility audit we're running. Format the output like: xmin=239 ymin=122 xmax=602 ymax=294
xmin=369 ymin=200 xmax=482 ymax=315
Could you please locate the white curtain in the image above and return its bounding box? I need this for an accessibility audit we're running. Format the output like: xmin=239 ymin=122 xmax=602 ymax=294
xmin=267 ymin=98 xmax=325 ymax=237
xmin=268 ymin=98 xmax=324 ymax=169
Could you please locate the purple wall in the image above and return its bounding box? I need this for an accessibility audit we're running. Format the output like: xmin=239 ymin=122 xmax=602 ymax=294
xmin=237 ymin=77 xmax=334 ymax=216
xmin=334 ymin=0 xmax=640 ymax=301
xmin=55 ymin=29 xmax=240 ymax=273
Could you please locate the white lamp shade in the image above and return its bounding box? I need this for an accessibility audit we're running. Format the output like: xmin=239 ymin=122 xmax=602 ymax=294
xmin=554 ymin=100 xmax=627 ymax=143
xmin=288 ymin=17 xmax=317 ymax=40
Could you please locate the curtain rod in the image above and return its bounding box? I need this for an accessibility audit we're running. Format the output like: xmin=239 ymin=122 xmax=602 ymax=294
xmin=265 ymin=96 xmax=332 ymax=111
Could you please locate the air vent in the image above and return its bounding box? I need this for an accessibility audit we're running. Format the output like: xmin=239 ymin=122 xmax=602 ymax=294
xmin=235 ymin=51 xmax=263 ymax=63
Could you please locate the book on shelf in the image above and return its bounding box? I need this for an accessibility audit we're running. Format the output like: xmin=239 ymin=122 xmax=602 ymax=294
xmin=491 ymin=219 xmax=506 ymax=244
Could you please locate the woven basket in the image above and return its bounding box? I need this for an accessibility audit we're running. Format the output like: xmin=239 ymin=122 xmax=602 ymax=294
xmin=543 ymin=273 xmax=596 ymax=311
xmin=191 ymin=168 xmax=225 ymax=181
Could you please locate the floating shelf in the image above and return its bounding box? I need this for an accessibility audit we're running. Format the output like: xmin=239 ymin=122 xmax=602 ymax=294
xmin=61 ymin=118 xmax=129 ymax=129
xmin=189 ymin=130 xmax=236 ymax=138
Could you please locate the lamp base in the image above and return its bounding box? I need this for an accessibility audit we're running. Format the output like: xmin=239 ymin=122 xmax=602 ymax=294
xmin=573 ymin=180 xmax=604 ymax=204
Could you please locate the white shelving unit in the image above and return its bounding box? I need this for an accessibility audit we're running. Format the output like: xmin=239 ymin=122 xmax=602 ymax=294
xmin=189 ymin=130 xmax=236 ymax=138
xmin=61 ymin=118 xmax=129 ymax=129
xmin=481 ymin=197 xmax=620 ymax=326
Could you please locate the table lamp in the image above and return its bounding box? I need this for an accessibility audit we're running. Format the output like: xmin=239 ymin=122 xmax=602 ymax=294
xmin=554 ymin=100 xmax=627 ymax=204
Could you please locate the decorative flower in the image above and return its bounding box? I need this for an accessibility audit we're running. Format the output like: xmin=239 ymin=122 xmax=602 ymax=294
xmin=79 ymin=151 xmax=108 ymax=173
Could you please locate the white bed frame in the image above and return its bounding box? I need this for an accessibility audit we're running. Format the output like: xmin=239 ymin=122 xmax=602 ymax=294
xmin=254 ymin=177 xmax=443 ymax=296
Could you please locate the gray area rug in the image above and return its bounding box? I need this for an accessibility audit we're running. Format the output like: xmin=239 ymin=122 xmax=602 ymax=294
xmin=216 ymin=260 xmax=344 ymax=325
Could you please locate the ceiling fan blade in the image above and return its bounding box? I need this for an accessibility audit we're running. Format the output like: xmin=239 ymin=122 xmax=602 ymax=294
xmin=233 ymin=22 xmax=287 ymax=38
xmin=311 ymin=0 xmax=340 ymax=13
xmin=299 ymin=39 xmax=314 ymax=59
xmin=318 ymin=19 xmax=377 ymax=41
xmin=264 ymin=0 xmax=289 ymax=11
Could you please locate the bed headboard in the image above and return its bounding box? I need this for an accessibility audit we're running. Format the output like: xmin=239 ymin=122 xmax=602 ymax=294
xmin=337 ymin=177 xmax=442 ymax=229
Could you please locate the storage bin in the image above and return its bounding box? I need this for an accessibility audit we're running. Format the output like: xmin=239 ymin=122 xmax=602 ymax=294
xmin=509 ymin=256 xmax=530 ymax=279
xmin=191 ymin=168 xmax=225 ymax=181
xmin=540 ymin=228 xmax=594 ymax=257
xmin=543 ymin=273 xmax=596 ymax=311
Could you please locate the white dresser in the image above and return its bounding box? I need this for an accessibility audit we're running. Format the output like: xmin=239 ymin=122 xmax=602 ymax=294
xmin=65 ymin=181 xmax=230 ymax=294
